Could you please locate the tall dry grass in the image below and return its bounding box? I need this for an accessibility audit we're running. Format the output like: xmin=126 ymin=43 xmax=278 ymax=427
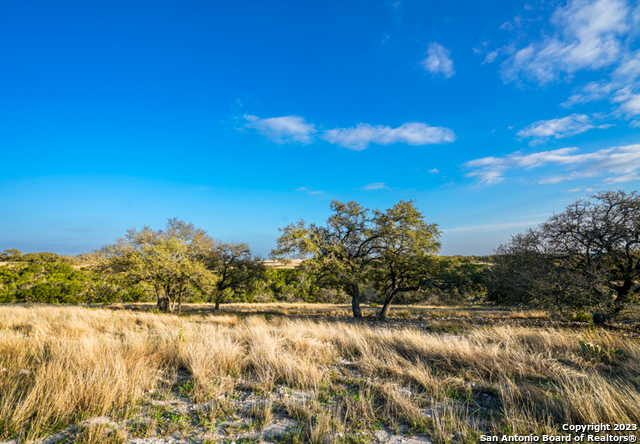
xmin=0 ymin=306 xmax=638 ymax=443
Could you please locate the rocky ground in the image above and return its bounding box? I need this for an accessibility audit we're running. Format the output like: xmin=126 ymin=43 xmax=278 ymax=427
xmin=0 ymin=372 xmax=440 ymax=444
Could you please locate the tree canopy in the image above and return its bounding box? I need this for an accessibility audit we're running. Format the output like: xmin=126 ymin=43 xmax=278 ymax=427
xmin=203 ymin=242 xmax=265 ymax=310
xmin=102 ymin=218 xmax=214 ymax=313
xmin=271 ymin=200 xmax=441 ymax=317
xmin=486 ymin=190 xmax=640 ymax=316
xmin=370 ymin=200 xmax=441 ymax=318
xmin=271 ymin=201 xmax=377 ymax=317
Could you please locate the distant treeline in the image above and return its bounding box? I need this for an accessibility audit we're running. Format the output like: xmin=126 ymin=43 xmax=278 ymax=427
xmin=0 ymin=248 xmax=489 ymax=307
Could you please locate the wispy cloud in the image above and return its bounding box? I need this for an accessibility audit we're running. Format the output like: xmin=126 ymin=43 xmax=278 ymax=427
xmin=244 ymin=115 xmax=316 ymax=144
xmin=428 ymin=168 xmax=440 ymax=174
xmin=602 ymin=172 xmax=640 ymax=183
xmin=464 ymin=143 xmax=640 ymax=184
xmin=242 ymin=115 xmax=456 ymax=150
xmin=500 ymin=0 xmax=631 ymax=85
xmin=362 ymin=182 xmax=387 ymax=190
xmin=323 ymin=122 xmax=455 ymax=150
xmin=483 ymin=50 xmax=499 ymax=64
xmin=561 ymin=81 xmax=618 ymax=107
xmin=421 ymin=43 xmax=456 ymax=78
xmin=517 ymin=114 xmax=596 ymax=142
xmin=495 ymin=0 xmax=640 ymax=117
xmin=499 ymin=15 xmax=525 ymax=32
xmin=619 ymin=92 xmax=640 ymax=114
xmin=561 ymin=51 xmax=640 ymax=115
xmin=296 ymin=187 xmax=324 ymax=195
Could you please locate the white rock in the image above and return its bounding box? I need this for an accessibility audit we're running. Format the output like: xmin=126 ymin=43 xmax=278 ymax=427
xmin=262 ymin=418 xmax=299 ymax=438
xmin=375 ymin=429 xmax=433 ymax=443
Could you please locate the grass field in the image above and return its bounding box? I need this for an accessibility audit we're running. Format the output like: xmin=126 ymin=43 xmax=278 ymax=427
xmin=0 ymin=305 xmax=639 ymax=443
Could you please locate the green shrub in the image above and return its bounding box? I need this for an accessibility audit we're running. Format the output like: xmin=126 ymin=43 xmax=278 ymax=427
xmin=573 ymin=311 xmax=591 ymax=323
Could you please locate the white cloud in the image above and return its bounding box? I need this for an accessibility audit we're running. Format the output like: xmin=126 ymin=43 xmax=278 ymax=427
xmin=516 ymin=114 xmax=595 ymax=141
xmin=561 ymin=81 xmax=618 ymax=107
xmin=500 ymin=22 xmax=514 ymax=31
xmin=244 ymin=114 xmax=316 ymax=144
xmin=323 ymin=122 xmax=455 ymax=150
xmin=295 ymin=187 xmax=307 ymax=191
xmin=614 ymin=50 xmax=640 ymax=80
xmin=603 ymin=172 xmax=640 ymax=183
xmin=362 ymin=182 xmax=387 ymax=190
xmin=560 ymin=49 xmax=640 ymax=114
xmin=308 ymin=191 xmax=324 ymax=195
xmin=620 ymin=94 xmax=640 ymax=114
xmin=500 ymin=0 xmax=632 ymax=85
xmin=500 ymin=17 xmax=525 ymax=32
xmin=495 ymin=0 xmax=640 ymax=117
xmin=242 ymin=114 xmax=456 ymax=150
xmin=464 ymin=143 xmax=640 ymax=184
xmin=428 ymin=168 xmax=440 ymax=174
xmin=483 ymin=51 xmax=499 ymax=64
xmin=421 ymin=43 xmax=456 ymax=78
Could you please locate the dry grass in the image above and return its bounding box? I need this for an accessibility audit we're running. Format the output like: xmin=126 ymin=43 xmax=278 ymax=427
xmin=99 ymin=302 xmax=548 ymax=318
xmin=0 ymin=306 xmax=638 ymax=443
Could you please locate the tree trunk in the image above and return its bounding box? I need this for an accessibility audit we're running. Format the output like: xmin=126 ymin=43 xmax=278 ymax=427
xmin=351 ymin=282 xmax=362 ymax=318
xmin=612 ymin=279 xmax=632 ymax=314
xmin=177 ymin=288 xmax=183 ymax=314
xmin=379 ymin=287 xmax=399 ymax=319
xmin=158 ymin=296 xmax=171 ymax=313
xmin=156 ymin=288 xmax=171 ymax=313
xmin=379 ymin=285 xmax=420 ymax=319
xmin=166 ymin=285 xmax=176 ymax=313
xmin=214 ymin=288 xmax=222 ymax=311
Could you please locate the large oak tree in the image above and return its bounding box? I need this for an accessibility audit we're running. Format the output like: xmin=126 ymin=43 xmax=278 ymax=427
xmin=271 ymin=201 xmax=380 ymax=317
xmin=486 ymin=191 xmax=640 ymax=316
xmin=102 ymin=218 xmax=214 ymax=313
xmin=204 ymin=242 xmax=265 ymax=310
xmin=271 ymin=200 xmax=441 ymax=318
xmin=371 ymin=200 xmax=441 ymax=318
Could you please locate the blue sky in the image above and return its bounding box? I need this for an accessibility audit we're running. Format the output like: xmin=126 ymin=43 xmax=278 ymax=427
xmin=1 ymin=0 xmax=639 ymax=257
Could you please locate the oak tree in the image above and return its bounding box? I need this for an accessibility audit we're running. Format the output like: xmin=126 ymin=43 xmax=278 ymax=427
xmin=487 ymin=191 xmax=640 ymax=316
xmin=204 ymin=242 xmax=265 ymax=310
xmin=271 ymin=201 xmax=379 ymax=317
xmin=102 ymin=218 xmax=214 ymax=313
xmin=371 ymin=200 xmax=441 ymax=318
